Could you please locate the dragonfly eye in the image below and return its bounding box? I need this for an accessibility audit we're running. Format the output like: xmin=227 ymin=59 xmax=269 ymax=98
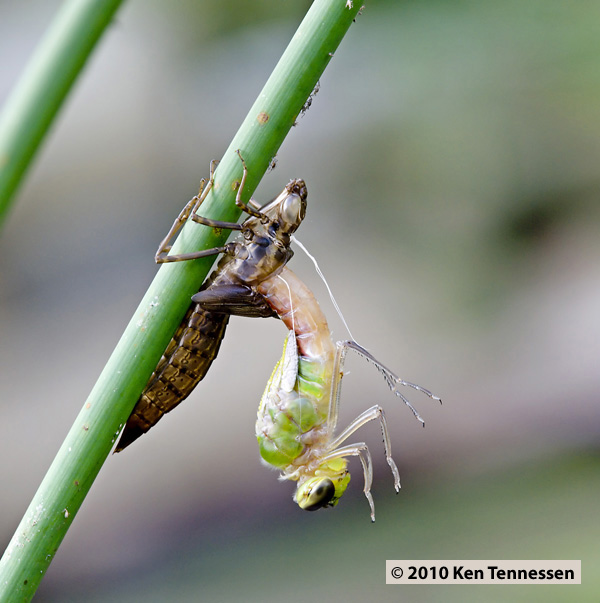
xmin=279 ymin=194 xmax=306 ymax=232
xmin=297 ymin=478 xmax=335 ymax=511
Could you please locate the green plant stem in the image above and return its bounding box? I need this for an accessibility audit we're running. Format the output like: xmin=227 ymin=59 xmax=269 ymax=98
xmin=0 ymin=0 xmax=363 ymax=600
xmin=0 ymin=0 xmax=124 ymax=228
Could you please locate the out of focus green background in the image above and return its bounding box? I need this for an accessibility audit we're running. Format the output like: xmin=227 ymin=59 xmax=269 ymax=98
xmin=1 ymin=1 xmax=598 ymax=600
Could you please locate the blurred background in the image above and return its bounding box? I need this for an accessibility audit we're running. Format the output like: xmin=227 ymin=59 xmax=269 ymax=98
xmin=1 ymin=0 xmax=599 ymax=600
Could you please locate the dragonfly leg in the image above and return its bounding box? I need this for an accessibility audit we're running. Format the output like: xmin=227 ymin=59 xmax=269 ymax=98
xmin=328 ymin=405 xmax=401 ymax=492
xmin=329 ymin=340 xmax=442 ymax=429
xmin=189 ymin=158 xmax=244 ymax=230
xmin=155 ymin=181 xmax=208 ymax=263
xmin=247 ymin=198 xmax=263 ymax=211
xmin=194 ymin=152 xmax=269 ymax=226
xmin=155 ymin=162 xmax=243 ymax=263
xmin=233 ymin=150 xmax=268 ymax=221
xmin=318 ymin=443 xmax=376 ymax=521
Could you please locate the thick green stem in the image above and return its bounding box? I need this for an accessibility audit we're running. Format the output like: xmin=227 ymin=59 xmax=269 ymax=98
xmin=0 ymin=0 xmax=124 ymax=228
xmin=0 ymin=1 xmax=363 ymax=600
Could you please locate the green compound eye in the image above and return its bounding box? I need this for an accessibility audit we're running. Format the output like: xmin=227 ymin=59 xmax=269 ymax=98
xmin=297 ymin=478 xmax=336 ymax=511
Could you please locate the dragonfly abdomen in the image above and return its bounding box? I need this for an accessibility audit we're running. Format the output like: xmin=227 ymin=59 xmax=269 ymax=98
xmin=255 ymin=268 xmax=336 ymax=468
xmin=114 ymin=304 xmax=228 ymax=451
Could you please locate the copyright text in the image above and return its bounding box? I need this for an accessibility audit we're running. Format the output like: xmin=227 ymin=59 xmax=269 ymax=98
xmin=386 ymin=560 xmax=581 ymax=585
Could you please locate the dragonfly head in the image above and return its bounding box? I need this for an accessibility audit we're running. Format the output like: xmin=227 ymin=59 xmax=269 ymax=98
xmin=259 ymin=179 xmax=307 ymax=236
xmin=294 ymin=458 xmax=351 ymax=512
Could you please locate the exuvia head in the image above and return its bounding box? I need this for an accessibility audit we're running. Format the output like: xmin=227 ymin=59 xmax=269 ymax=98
xmin=259 ymin=179 xmax=307 ymax=235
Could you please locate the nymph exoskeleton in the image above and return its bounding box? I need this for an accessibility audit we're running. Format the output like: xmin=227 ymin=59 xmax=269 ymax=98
xmin=116 ymin=153 xmax=307 ymax=451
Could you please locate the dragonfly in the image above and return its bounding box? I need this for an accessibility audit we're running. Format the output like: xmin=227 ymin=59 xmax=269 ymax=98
xmin=255 ymin=266 xmax=441 ymax=521
xmin=115 ymin=154 xmax=307 ymax=451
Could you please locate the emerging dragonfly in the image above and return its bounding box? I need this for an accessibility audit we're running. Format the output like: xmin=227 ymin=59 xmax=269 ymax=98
xmin=255 ymin=266 xmax=441 ymax=521
xmin=115 ymin=154 xmax=307 ymax=451
xmin=115 ymin=152 xmax=440 ymax=521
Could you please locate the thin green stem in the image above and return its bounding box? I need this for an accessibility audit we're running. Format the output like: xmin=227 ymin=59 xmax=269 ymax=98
xmin=0 ymin=0 xmax=124 ymax=228
xmin=0 ymin=1 xmax=363 ymax=600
